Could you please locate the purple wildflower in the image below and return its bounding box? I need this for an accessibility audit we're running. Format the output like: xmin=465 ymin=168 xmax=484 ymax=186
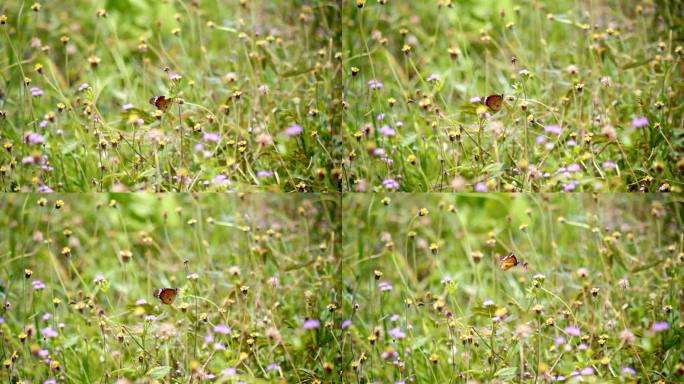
xmin=368 ymin=79 xmax=384 ymax=90
xmin=213 ymin=324 xmax=231 ymax=334
xmin=39 ymin=120 xmax=49 ymax=128
xmin=221 ymin=367 xmax=237 ymax=376
xmin=426 ymin=73 xmax=439 ymax=82
xmin=378 ymin=281 xmax=393 ymax=291
xmin=602 ymin=161 xmax=616 ymax=169
xmin=30 ymin=87 xmax=44 ymax=97
xmin=631 ymin=116 xmax=648 ymax=128
xmin=563 ymin=181 xmax=577 ymax=192
xmin=78 ymin=83 xmax=90 ymax=91
xmin=379 ymin=125 xmax=396 ymax=136
xmin=650 ymin=321 xmax=669 ymax=332
xmin=256 ymin=170 xmax=273 ymax=178
xmin=544 ymin=125 xmax=562 ymax=134
xmin=580 ymin=367 xmax=594 ymax=376
xmin=564 ymin=326 xmax=581 ymax=336
xmin=285 ymin=124 xmax=303 ymax=136
xmin=469 ymin=96 xmax=482 ymax=103
xmin=32 ymin=280 xmax=46 ymax=290
xmin=621 ymin=367 xmax=636 ymax=376
xmin=41 ymin=327 xmax=58 ymax=338
xmin=382 ymin=178 xmax=400 ymax=190
xmin=203 ymin=132 xmax=220 ymax=142
xmin=341 ymin=319 xmax=352 ymax=329
xmin=205 ymin=333 xmax=214 ymax=343
xmin=475 ymin=182 xmax=488 ymax=192
xmin=121 ymin=103 xmax=134 ymax=110
xmin=388 ymin=327 xmax=406 ymax=339
xmin=22 ymin=155 xmax=46 ymax=165
xmin=24 ymin=132 xmax=45 ymax=145
xmin=167 ymin=70 xmax=182 ymax=81
xmin=567 ymin=163 xmax=581 ymax=172
xmin=303 ymin=319 xmax=320 ymax=330
xmin=266 ymin=363 xmax=280 ymax=371
xmin=37 ymin=185 xmax=53 ymax=193
xmin=212 ymin=174 xmax=230 ymax=185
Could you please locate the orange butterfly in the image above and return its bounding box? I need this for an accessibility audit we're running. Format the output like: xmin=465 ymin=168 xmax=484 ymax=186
xmin=149 ymin=96 xmax=173 ymax=112
xmin=154 ymin=287 xmax=178 ymax=305
xmin=499 ymin=252 xmax=526 ymax=271
xmin=483 ymin=94 xmax=504 ymax=112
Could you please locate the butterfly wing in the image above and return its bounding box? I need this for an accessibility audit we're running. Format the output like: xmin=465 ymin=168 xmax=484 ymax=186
xmin=499 ymin=253 xmax=518 ymax=271
xmin=162 ymin=288 xmax=177 ymax=304
xmin=155 ymin=288 xmax=177 ymax=304
xmin=149 ymin=96 xmax=172 ymax=112
xmin=159 ymin=97 xmax=173 ymax=112
xmin=484 ymin=94 xmax=504 ymax=112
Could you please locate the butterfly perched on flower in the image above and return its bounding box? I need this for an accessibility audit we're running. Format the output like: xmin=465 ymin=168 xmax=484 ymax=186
xmin=482 ymin=94 xmax=504 ymax=112
xmin=149 ymin=96 xmax=173 ymax=112
xmin=499 ymin=252 xmax=526 ymax=271
xmin=154 ymin=287 xmax=178 ymax=304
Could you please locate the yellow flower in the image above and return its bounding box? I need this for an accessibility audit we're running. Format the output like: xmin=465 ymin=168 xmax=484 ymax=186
xmin=88 ymin=55 xmax=101 ymax=67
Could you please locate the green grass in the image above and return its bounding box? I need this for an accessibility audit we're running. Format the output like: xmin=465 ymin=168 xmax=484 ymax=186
xmin=0 ymin=193 xmax=341 ymax=383
xmin=1 ymin=0 xmax=682 ymax=193
xmin=340 ymin=0 xmax=683 ymax=192
xmin=341 ymin=193 xmax=683 ymax=382
xmin=1 ymin=1 xmax=684 ymax=383
xmin=0 ymin=0 xmax=340 ymax=192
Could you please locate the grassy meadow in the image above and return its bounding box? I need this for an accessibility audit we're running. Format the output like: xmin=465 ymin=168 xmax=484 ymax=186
xmin=1 ymin=1 xmax=684 ymax=383
xmin=341 ymin=193 xmax=683 ymax=383
xmin=341 ymin=0 xmax=683 ymax=192
xmin=0 ymin=193 xmax=342 ymax=383
xmin=0 ymin=0 xmax=341 ymax=192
